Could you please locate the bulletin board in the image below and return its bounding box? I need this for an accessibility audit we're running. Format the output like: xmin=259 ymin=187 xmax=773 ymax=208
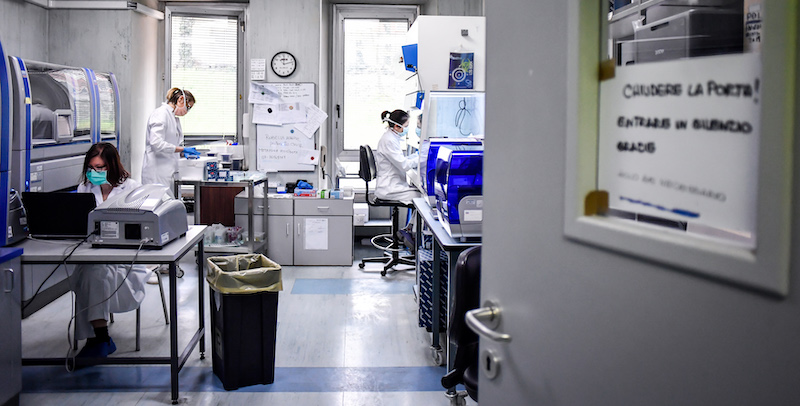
xmin=255 ymin=82 xmax=316 ymax=172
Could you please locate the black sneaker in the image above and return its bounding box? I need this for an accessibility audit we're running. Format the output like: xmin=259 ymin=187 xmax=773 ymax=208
xmin=398 ymin=229 xmax=416 ymax=253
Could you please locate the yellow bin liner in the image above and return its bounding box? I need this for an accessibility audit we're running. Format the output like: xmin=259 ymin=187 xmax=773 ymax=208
xmin=206 ymin=254 xmax=283 ymax=294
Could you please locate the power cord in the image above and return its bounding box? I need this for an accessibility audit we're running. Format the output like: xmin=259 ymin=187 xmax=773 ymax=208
xmin=65 ymin=238 xmax=149 ymax=372
xmin=21 ymin=232 xmax=95 ymax=315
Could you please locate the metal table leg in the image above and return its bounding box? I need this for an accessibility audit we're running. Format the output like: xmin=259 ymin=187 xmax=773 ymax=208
xmin=431 ymin=239 xmax=444 ymax=365
xmin=169 ymin=262 xmax=179 ymax=404
xmin=198 ymin=240 xmax=205 ymax=358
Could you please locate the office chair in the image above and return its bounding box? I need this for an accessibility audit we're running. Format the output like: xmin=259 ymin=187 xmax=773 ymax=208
xmin=441 ymin=245 xmax=481 ymax=403
xmin=73 ymin=266 xmax=169 ymax=351
xmin=357 ymin=144 xmax=416 ymax=276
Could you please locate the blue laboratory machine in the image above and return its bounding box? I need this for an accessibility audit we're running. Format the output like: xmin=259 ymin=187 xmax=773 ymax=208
xmin=420 ymin=138 xmax=482 ymax=206
xmin=1 ymin=35 xmax=29 ymax=246
xmin=433 ymin=146 xmax=484 ymax=241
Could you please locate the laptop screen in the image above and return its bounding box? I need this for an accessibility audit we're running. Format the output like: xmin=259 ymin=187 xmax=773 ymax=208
xmin=21 ymin=192 xmax=97 ymax=238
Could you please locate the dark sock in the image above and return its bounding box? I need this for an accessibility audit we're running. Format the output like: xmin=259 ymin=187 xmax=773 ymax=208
xmin=93 ymin=326 xmax=110 ymax=342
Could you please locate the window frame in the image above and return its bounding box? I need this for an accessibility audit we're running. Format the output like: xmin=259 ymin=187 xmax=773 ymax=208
xmin=563 ymin=0 xmax=797 ymax=296
xmin=165 ymin=4 xmax=246 ymax=142
xmin=330 ymin=4 xmax=418 ymax=175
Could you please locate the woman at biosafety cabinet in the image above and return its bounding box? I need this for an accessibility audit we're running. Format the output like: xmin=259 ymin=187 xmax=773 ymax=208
xmin=376 ymin=109 xmax=421 ymax=205
xmin=141 ymin=87 xmax=200 ymax=196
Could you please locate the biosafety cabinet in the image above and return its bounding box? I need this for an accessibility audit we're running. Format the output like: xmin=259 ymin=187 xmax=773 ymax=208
xmin=7 ymin=57 xmax=120 ymax=193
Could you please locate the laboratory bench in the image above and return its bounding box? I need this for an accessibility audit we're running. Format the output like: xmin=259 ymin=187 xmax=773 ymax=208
xmin=412 ymin=197 xmax=481 ymax=368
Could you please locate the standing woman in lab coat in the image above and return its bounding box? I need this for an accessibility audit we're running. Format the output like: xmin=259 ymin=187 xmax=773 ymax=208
xmin=141 ymin=88 xmax=199 ymax=196
xmin=375 ymin=109 xmax=421 ymax=205
xmin=73 ymin=142 xmax=147 ymax=358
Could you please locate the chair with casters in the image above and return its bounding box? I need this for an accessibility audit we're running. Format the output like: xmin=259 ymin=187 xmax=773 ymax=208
xmin=73 ymin=266 xmax=170 ymax=351
xmin=357 ymin=144 xmax=416 ymax=276
xmin=441 ymin=245 xmax=481 ymax=403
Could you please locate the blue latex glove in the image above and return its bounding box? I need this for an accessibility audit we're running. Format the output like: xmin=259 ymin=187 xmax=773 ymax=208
xmin=297 ymin=180 xmax=313 ymax=189
xmin=183 ymin=147 xmax=200 ymax=156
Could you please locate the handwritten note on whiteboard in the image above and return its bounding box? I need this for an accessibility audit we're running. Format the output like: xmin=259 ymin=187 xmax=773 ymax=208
xmin=256 ymin=125 xmax=315 ymax=172
xmin=254 ymin=83 xmax=317 ymax=172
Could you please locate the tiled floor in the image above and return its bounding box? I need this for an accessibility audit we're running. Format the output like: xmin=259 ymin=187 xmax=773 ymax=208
xmin=19 ymin=245 xmax=477 ymax=405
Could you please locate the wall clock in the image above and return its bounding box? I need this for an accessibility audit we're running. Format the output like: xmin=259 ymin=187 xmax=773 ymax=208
xmin=271 ymin=51 xmax=297 ymax=78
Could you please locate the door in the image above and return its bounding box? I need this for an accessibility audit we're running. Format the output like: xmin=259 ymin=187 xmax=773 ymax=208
xmin=0 ymin=257 xmax=22 ymax=404
xmin=267 ymin=215 xmax=293 ymax=266
xmin=480 ymin=1 xmax=800 ymax=405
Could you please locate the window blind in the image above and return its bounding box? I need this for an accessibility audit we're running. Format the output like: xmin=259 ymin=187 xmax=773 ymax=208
xmin=170 ymin=14 xmax=238 ymax=137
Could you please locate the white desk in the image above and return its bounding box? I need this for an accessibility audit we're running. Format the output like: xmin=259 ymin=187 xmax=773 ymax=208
xmin=19 ymin=225 xmax=207 ymax=405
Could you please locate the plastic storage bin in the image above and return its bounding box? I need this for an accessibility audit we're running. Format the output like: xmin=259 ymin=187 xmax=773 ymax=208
xmin=206 ymin=254 xmax=283 ymax=390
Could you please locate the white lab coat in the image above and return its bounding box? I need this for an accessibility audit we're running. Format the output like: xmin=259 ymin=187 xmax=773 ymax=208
xmin=374 ymin=128 xmax=421 ymax=205
xmin=72 ymin=178 xmax=148 ymax=340
xmin=141 ymin=103 xmax=182 ymax=196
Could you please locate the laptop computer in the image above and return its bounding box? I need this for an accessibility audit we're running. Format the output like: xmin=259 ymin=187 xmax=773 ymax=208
xmin=21 ymin=192 xmax=97 ymax=239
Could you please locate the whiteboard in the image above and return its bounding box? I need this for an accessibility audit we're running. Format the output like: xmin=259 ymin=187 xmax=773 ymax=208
xmin=255 ymin=82 xmax=316 ymax=172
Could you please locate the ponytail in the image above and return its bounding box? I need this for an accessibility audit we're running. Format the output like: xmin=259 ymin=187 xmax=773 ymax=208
xmin=381 ymin=109 xmax=409 ymax=127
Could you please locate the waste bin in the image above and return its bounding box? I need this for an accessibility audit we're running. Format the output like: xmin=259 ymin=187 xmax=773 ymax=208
xmin=206 ymin=254 xmax=282 ymax=390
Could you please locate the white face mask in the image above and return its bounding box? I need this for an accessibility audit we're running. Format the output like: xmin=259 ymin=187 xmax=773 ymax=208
xmin=173 ymin=89 xmax=189 ymax=116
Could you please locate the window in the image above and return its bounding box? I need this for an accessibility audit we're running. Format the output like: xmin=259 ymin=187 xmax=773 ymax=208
xmin=166 ymin=8 xmax=244 ymax=140
xmin=564 ymin=1 xmax=795 ymax=295
xmin=602 ymin=0 xmax=761 ymax=246
xmin=332 ymin=5 xmax=418 ymax=186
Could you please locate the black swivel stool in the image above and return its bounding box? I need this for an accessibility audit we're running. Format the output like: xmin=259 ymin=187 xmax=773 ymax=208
xmin=357 ymin=144 xmax=416 ymax=276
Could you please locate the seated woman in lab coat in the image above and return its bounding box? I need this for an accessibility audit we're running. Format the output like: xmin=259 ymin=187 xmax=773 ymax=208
xmin=375 ymin=109 xmax=421 ymax=205
xmin=375 ymin=110 xmax=422 ymax=246
xmin=73 ymin=142 xmax=148 ymax=358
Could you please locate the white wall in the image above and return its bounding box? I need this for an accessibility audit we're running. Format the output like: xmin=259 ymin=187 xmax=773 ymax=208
xmin=482 ymin=1 xmax=800 ymax=404
xmin=47 ymin=9 xmax=159 ymax=178
xmin=0 ymin=0 xmax=48 ymax=61
xmin=246 ymin=0 xmax=322 ymax=187
xmin=0 ymin=3 xmax=160 ymax=179
xmin=129 ymin=13 xmax=159 ymax=181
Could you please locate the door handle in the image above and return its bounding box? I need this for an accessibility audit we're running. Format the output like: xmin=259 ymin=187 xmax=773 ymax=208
xmin=286 ymin=223 xmax=289 ymax=237
xmin=317 ymin=206 xmax=330 ymax=212
xmin=3 ymin=268 xmax=13 ymax=293
xmin=297 ymin=223 xmax=301 ymax=235
xmin=466 ymin=300 xmax=511 ymax=342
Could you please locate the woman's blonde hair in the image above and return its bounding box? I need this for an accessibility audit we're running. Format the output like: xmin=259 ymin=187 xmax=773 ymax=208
xmin=165 ymin=87 xmax=195 ymax=105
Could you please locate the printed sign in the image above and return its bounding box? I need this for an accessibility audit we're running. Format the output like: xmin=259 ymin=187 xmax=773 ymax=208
xmin=597 ymin=53 xmax=761 ymax=245
xmin=448 ymin=52 xmax=474 ymax=89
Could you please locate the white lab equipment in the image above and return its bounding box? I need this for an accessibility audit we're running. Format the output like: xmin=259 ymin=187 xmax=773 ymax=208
xmin=88 ymin=184 xmax=188 ymax=248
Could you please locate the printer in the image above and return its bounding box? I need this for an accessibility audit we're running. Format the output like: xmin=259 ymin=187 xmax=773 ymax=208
xmin=88 ymin=184 xmax=188 ymax=248
xmin=433 ymin=147 xmax=484 ymax=241
xmin=634 ymin=7 xmax=743 ymax=64
xmin=420 ymin=138 xmax=483 ymax=206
